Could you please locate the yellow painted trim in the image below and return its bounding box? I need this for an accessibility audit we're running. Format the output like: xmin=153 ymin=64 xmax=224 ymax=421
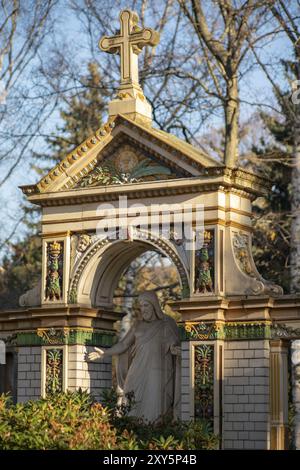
xmin=41 ymin=231 xmax=71 ymax=238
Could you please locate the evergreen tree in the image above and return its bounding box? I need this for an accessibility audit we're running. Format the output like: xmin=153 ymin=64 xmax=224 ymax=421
xmin=35 ymin=62 xmax=108 ymax=166
xmin=0 ymin=62 xmax=108 ymax=308
xmin=251 ymin=106 xmax=292 ymax=293
xmin=0 ymin=232 xmax=42 ymax=309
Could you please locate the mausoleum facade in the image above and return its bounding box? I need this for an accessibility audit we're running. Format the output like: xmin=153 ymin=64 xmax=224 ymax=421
xmin=1 ymin=9 xmax=300 ymax=451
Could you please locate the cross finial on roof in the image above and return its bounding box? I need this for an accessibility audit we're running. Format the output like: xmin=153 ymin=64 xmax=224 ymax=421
xmin=99 ymin=10 xmax=160 ymax=124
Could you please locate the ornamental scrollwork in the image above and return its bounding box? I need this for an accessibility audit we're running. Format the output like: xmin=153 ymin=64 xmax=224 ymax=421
xmin=271 ymin=323 xmax=300 ymax=339
xmin=232 ymin=232 xmax=255 ymax=277
xmin=232 ymin=231 xmax=283 ymax=296
xmin=37 ymin=328 xmax=69 ymax=345
xmin=194 ymin=344 xmax=214 ymax=427
xmin=181 ymin=321 xmax=272 ymax=341
xmin=184 ymin=321 xmax=222 ymax=340
xmin=1 ymin=333 xmax=18 ymax=346
xmin=45 ymin=349 xmax=64 ymax=395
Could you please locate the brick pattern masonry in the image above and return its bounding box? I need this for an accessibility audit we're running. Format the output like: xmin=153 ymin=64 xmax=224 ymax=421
xmin=16 ymin=340 xmax=271 ymax=450
xmin=181 ymin=341 xmax=191 ymax=421
xmin=17 ymin=345 xmax=112 ymax=403
xmin=17 ymin=347 xmax=42 ymax=402
xmin=68 ymin=345 xmax=112 ymax=401
xmin=223 ymin=340 xmax=270 ymax=450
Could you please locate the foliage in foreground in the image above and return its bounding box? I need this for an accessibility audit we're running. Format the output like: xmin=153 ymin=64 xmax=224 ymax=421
xmin=101 ymin=388 xmax=219 ymax=450
xmin=0 ymin=390 xmax=219 ymax=450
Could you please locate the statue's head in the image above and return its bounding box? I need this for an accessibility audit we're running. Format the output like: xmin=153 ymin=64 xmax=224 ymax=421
xmin=138 ymin=291 xmax=164 ymax=322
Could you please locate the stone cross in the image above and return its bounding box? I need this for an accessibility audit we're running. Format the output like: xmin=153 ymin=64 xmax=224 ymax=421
xmin=99 ymin=10 xmax=159 ymax=93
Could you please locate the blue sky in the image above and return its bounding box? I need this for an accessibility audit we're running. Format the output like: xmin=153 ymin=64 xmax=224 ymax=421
xmin=0 ymin=2 xmax=294 ymax=259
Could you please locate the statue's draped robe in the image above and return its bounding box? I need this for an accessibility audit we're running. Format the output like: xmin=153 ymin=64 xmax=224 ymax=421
xmin=120 ymin=316 xmax=180 ymax=422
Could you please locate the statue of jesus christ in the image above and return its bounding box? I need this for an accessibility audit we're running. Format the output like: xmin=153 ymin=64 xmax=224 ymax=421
xmin=87 ymin=291 xmax=181 ymax=423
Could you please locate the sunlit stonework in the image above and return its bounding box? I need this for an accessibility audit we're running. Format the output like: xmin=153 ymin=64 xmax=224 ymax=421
xmin=0 ymin=7 xmax=299 ymax=452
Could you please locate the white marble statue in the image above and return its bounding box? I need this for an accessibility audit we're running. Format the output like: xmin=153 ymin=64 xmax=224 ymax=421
xmin=88 ymin=291 xmax=181 ymax=422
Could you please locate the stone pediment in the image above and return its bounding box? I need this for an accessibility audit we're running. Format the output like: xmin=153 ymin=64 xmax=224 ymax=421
xmin=75 ymin=142 xmax=183 ymax=188
xmin=21 ymin=114 xmax=222 ymax=196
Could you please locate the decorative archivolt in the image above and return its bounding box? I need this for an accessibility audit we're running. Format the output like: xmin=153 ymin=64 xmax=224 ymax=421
xmin=68 ymin=228 xmax=190 ymax=304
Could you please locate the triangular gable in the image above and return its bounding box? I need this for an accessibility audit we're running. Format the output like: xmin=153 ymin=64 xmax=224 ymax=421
xmin=75 ymin=141 xmax=184 ymax=189
xmin=21 ymin=114 xmax=223 ymax=196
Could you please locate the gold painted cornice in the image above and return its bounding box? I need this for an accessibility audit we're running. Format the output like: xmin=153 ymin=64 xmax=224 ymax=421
xmin=23 ymin=169 xmax=267 ymax=208
xmin=41 ymin=231 xmax=70 ymax=238
xmin=41 ymin=212 xmax=253 ymax=232
xmin=1 ymin=295 xmax=300 ymax=332
xmin=171 ymin=295 xmax=286 ymax=322
xmin=171 ymin=295 xmax=300 ymax=325
xmin=0 ymin=305 xmax=124 ymax=332
xmin=20 ymin=114 xmax=268 ymax=202
xmin=21 ymin=118 xmax=116 ymax=195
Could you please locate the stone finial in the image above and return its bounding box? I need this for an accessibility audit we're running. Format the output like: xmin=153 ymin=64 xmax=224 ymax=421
xmin=99 ymin=9 xmax=160 ymax=124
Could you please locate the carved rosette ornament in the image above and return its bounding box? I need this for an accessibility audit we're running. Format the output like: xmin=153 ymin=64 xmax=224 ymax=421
xmin=115 ymin=147 xmax=139 ymax=173
xmin=45 ymin=241 xmax=63 ymax=301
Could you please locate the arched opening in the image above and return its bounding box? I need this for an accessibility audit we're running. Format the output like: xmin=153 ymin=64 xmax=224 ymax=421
xmin=78 ymin=235 xmax=187 ymax=406
xmin=113 ymin=249 xmax=182 ymax=317
xmin=72 ymin=232 xmax=189 ymax=309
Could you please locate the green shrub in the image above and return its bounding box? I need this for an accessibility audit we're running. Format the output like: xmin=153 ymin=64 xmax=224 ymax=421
xmin=0 ymin=390 xmax=219 ymax=450
xmin=0 ymin=390 xmax=118 ymax=450
xmin=102 ymin=388 xmax=219 ymax=450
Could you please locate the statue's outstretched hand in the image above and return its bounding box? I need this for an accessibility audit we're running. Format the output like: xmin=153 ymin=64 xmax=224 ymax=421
xmin=87 ymin=347 xmax=105 ymax=362
xmin=170 ymin=345 xmax=181 ymax=356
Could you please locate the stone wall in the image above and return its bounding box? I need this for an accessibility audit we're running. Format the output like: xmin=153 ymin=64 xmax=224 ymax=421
xmin=223 ymin=340 xmax=270 ymax=450
xmin=180 ymin=341 xmax=190 ymax=421
xmin=68 ymin=345 xmax=112 ymax=401
xmin=8 ymin=334 xmax=278 ymax=450
xmin=16 ymin=345 xmax=113 ymax=403
xmin=180 ymin=339 xmax=222 ymax=437
xmin=17 ymin=346 xmax=41 ymax=402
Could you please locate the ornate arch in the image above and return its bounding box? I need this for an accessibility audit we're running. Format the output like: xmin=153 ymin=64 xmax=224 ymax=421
xmin=68 ymin=229 xmax=190 ymax=305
